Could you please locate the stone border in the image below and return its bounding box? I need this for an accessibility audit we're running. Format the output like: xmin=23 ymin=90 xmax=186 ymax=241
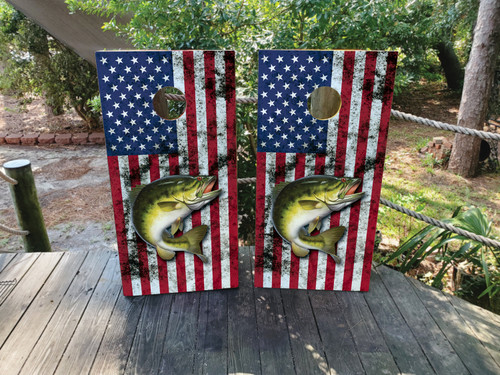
xmin=0 ymin=132 xmax=105 ymax=146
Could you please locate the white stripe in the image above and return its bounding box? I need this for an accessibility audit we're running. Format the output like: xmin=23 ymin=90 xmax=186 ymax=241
xmin=193 ymin=50 xmax=213 ymax=290
xmin=118 ymin=155 xmax=142 ymax=296
xmin=262 ymin=154 xmax=276 ymax=288
xmin=215 ymin=51 xmax=231 ymax=289
xmin=297 ymin=153 xmax=316 ymax=289
xmin=158 ymin=154 xmax=178 ymax=293
xmin=280 ymin=153 xmax=297 ymax=288
xmin=351 ymin=52 xmax=387 ymax=291
xmin=138 ymin=154 xmax=160 ymax=295
xmin=334 ymin=51 xmax=366 ymax=290
xmin=172 ymin=50 xmax=195 ymax=292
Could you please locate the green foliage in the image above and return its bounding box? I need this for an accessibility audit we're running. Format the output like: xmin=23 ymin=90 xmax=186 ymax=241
xmin=383 ymin=206 xmax=499 ymax=310
xmin=0 ymin=2 xmax=101 ymax=128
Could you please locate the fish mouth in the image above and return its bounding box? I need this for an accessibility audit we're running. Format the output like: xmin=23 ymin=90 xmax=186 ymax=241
xmin=198 ymin=176 xmax=222 ymax=201
xmin=345 ymin=179 xmax=361 ymax=196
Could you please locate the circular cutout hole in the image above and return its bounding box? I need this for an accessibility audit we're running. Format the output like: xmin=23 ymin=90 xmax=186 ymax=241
xmin=152 ymin=86 xmax=186 ymax=120
xmin=307 ymin=86 xmax=341 ymax=120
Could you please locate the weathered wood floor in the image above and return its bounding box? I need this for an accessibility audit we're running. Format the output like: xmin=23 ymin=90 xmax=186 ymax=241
xmin=0 ymin=247 xmax=499 ymax=375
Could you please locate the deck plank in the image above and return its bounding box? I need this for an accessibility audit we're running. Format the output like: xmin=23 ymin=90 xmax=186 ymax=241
xmin=0 ymin=253 xmax=17 ymax=273
xmin=90 ymin=294 xmax=145 ymax=375
xmin=54 ymin=253 xmax=122 ymax=375
xmin=254 ymin=287 xmax=295 ymax=374
xmin=21 ymin=251 xmax=113 ymax=375
xmin=0 ymin=252 xmax=87 ymax=374
xmin=446 ymin=293 xmax=500 ymax=367
xmin=309 ymin=291 xmax=365 ymax=375
xmin=336 ymin=291 xmax=400 ymax=375
xmin=0 ymin=252 xmax=60 ymax=347
xmin=408 ymin=276 xmax=500 ymax=375
xmin=376 ymin=265 xmax=468 ymax=375
xmin=193 ymin=291 xmax=229 ymax=375
xmin=124 ymin=293 xmax=173 ymax=374
xmin=281 ymin=289 xmax=329 ymax=374
xmin=365 ymin=268 xmax=436 ymax=374
xmin=227 ymin=247 xmax=261 ymax=375
xmin=158 ymin=292 xmax=201 ymax=374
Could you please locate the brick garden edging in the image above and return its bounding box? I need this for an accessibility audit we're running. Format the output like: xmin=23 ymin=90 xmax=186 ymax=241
xmin=0 ymin=132 xmax=105 ymax=146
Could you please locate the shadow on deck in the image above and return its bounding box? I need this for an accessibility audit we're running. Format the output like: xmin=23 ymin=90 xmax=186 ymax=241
xmin=0 ymin=247 xmax=499 ymax=374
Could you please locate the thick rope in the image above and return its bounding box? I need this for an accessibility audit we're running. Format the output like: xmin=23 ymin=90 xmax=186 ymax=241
xmin=165 ymin=93 xmax=500 ymax=140
xmin=390 ymin=109 xmax=500 ymax=141
xmin=0 ymin=223 xmax=28 ymax=236
xmin=236 ymin=177 xmax=499 ymax=249
xmin=0 ymin=170 xmax=17 ymax=185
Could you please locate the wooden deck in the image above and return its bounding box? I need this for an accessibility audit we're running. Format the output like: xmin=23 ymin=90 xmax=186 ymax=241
xmin=0 ymin=247 xmax=499 ymax=375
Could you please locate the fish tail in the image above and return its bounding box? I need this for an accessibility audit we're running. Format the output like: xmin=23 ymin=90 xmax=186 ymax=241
xmin=183 ymin=225 xmax=209 ymax=263
xmin=317 ymin=226 xmax=345 ymax=263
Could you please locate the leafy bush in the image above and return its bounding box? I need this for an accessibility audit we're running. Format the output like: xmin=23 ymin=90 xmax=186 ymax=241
xmin=383 ymin=206 xmax=499 ymax=311
xmin=0 ymin=2 xmax=101 ymax=128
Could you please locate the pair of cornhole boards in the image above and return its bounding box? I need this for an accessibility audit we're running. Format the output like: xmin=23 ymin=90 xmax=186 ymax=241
xmin=96 ymin=49 xmax=397 ymax=296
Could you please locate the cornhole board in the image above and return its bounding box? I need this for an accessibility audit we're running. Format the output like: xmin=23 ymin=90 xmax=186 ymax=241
xmin=96 ymin=50 xmax=238 ymax=296
xmin=254 ymin=50 xmax=398 ymax=291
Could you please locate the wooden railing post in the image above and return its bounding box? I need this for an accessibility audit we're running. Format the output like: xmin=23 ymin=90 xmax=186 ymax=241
xmin=3 ymin=159 xmax=51 ymax=252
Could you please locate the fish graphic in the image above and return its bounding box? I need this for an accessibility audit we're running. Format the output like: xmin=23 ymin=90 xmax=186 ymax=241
xmin=130 ymin=175 xmax=221 ymax=263
xmin=271 ymin=175 xmax=364 ymax=263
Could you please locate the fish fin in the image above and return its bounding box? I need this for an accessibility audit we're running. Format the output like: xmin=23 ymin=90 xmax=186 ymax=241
xmin=157 ymin=201 xmax=182 ymax=211
xmin=271 ymin=182 xmax=289 ymax=201
xmin=183 ymin=225 xmax=209 ymax=263
xmin=179 ymin=220 xmax=184 ymax=232
xmin=156 ymin=244 xmax=176 ymax=261
xmin=308 ymin=216 xmax=321 ymax=233
xmin=171 ymin=217 xmax=182 ymax=235
xmin=317 ymin=226 xmax=345 ymax=263
xmin=291 ymin=242 xmax=310 ymax=257
xmin=299 ymin=200 xmax=323 ymax=210
xmin=129 ymin=184 xmax=145 ymax=203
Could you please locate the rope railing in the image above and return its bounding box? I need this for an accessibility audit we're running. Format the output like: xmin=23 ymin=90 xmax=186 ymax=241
xmin=0 ymin=170 xmax=17 ymax=185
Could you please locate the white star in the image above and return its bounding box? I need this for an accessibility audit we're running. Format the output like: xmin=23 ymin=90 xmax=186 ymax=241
xmin=138 ymin=127 xmax=144 ymax=134
xmin=155 ymin=66 xmax=162 ymax=73
xmin=111 ymin=85 xmax=118 ymax=92
xmin=267 ymin=133 xmax=274 ymax=139
xmin=283 ymin=83 xmax=290 ymax=90
xmin=310 ymin=134 xmax=316 ymax=140
xmin=162 ymin=56 xmax=168 ymax=63
xmin=261 ymin=141 xmax=266 ymax=147
xmin=111 ymin=145 xmax=117 ymax=151
xmin=275 ymin=108 xmax=282 ymax=115
xmin=125 ymin=144 xmax=131 ymax=150
xmin=291 ymin=74 xmax=298 ymax=81
xmin=283 ymin=101 xmax=289 ymax=107
xmin=297 ymin=101 xmax=304 ymax=107
xmin=274 ymin=141 xmax=280 ymax=147
xmin=282 ymin=117 xmax=289 ymax=124
xmin=115 ymin=119 xmax=122 ymax=126
xmin=166 ymin=126 xmax=173 ymax=133
xmin=123 ymin=128 xmax=130 ymax=134
xmin=290 ymin=109 xmax=296 ymax=116
xmin=260 ymin=125 xmax=267 ymax=131
xmin=314 ymin=65 xmax=320 ymax=72
xmin=148 ymin=75 xmax=155 ymax=82
xmin=140 ymin=66 xmax=147 ymax=73
xmin=299 ymin=65 xmax=305 ymax=72
xmin=277 ymin=55 xmax=283 ymax=63
xmin=152 ymin=127 xmax=159 ymax=133
xmin=284 ymin=65 xmax=290 ymax=72
xmin=145 ymin=119 xmax=151 ymax=125
xmin=163 ymin=74 xmax=169 ymax=81
xmin=145 ymin=135 xmax=152 ymax=142
xmin=139 ymin=144 xmax=146 ymax=150
xmin=121 ymin=110 xmax=128 ymax=117
xmin=134 ymin=93 xmax=141 ymax=100
xmin=322 ymin=56 xmax=329 ymax=63
xmin=104 ymin=94 xmax=111 ymax=101
xmin=261 ymin=73 xmax=268 ymax=80
xmin=289 ymin=125 xmax=295 ymax=132
xmin=130 ymin=119 xmax=136 ymax=125
xmin=117 ymin=136 xmax=123 ymax=142
xmin=136 ymin=110 xmax=143 ymax=117
xmin=267 ymin=117 xmax=274 ymax=124
xmin=102 ymin=76 xmax=110 ymax=83
xmin=100 ymin=57 xmax=107 ymax=64
xmin=292 ymin=56 xmax=299 ymax=63
xmin=118 ymin=76 xmax=125 ymax=82
xmin=276 ymin=92 xmax=282 ymax=98
xmin=261 ymin=91 xmax=268 ymax=98
xmin=131 ymin=57 xmax=138 ymax=64
xmin=306 ymin=75 xmax=312 ymax=81
xmin=321 ymin=74 xmax=327 ymax=81
xmin=126 ymin=84 xmax=133 ymax=91
xmin=116 ymin=57 xmax=123 ymax=64
xmin=143 ymin=101 xmax=150 ymax=108
xmin=154 ymin=143 xmax=160 ymax=149
xmin=290 ymin=92 xmax=297 ymax=98
xmin=109 ymin=66 xmax=116 ymax=73
xmin=141 ymin=84 xmax=148 ymax=91
xmin=303 ymin=142 xmax=308 ymax=148
xmin=131 ymin=135 xmax=138 ymax=142
xmin=269 ymin=64 xmax=276 ymax=72
xmin=268 ymin=83 xmax=275 ymax=89
xmin=307 ymin=56 xmax=314 ymax=63
xmin=261 ymin=108 xmax=267 ymax=115
xmin=318 ymin=126 xmax=324 ymax=132
xmin=113 ymin=102 xmax=120 ymax=109
xmin=108 ymin=128 xmax=115 ymax=135
xmin=297 ymin=118 xmax=303 ymax=124
xmin=160 ymin=135 xmax=166 ymax=141
xmin=296 ymin=134 xmax=302 ymax=140
xmin=277 ymin=74 xmax=283 ymax=81
xmin=147 ymin=56 xmax=153 ymax=64
xmin=124 ymin=66 xmax=131 ymax=73
xmin=168 ymin=142 xmax=174 ymax=149
xmin=288 ymin=142 xmax=294 ymax=148
xmin=298 ymin=83 xmax=305 ymax=90
xmin=274 ymin=125 xmax=281 ymax=132
xmin=268 ymin=100 xmax=275 ymax=107
xmin=261 ymin=55 xmax=269 ymax=62
xmin=133 ymin=75 xmax=140 ymax=82
xmin=304 ymin=126 xmax=310 ymax=132
xmin=120 ymin=93 xmax=126 ymax=100
xmin=281 ymin=133 xmax=287 ymax=139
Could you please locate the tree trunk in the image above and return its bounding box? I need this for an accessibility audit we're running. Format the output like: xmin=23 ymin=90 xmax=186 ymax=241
xmin=448 ymin=0 xmax=500 ymax=177
xmin=435 ymin=41 xmax=464 ymax=91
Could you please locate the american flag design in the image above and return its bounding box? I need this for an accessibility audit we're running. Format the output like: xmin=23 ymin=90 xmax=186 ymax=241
xmin=254 ymin=50 xmax=397 ymax=291
xmin=96 ymin=50 xmax=238 ymax=296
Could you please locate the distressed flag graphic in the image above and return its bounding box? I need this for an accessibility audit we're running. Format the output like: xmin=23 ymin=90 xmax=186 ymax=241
xmin=254 ymin=50 xmax=397 ymax=291
xmin=96 ymin=50 xmax=238 ymax=296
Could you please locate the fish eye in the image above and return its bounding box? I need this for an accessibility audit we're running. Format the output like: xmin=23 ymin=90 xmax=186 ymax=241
xmin=197 ymin=177 xmax=202 ymax=181
xmin=341 ymin=178 xmax=346 ymax=183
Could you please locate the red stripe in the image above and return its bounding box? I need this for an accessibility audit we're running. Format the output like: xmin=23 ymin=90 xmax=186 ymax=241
xmin=107 ymin=156 xmax=133 ymax=296
xmin=183 ymin=50 xmax=204 ymax=291
xmin=149 ymin=154 xmax=169 ymax=294
xmin=360 ymin=52 xmax=398 ymax=291
xmin=128 ymin=155 xmax=151 ymax=295
xmin=254 ymin=152 xmax=267 ymax=287
xmin=225 ymin=51 xmax=239 ymax=288
xmin=342 ymin=51 xmax=378 ymax=291
xmin=272 ymin=153 xmax=286 ymax=288
xmin=204 ymin=51 xmax=222 ymax=289
xmin=306 ymin=154 xmax=326 ymax=289
xmin=289 ymin=153 xmax=305 ymax=289
xmin=325 ymin=51 xmax=356 ymax=290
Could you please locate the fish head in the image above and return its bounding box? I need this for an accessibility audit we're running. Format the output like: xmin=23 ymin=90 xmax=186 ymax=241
xmin=183 ymin=175 xmax=222 ymax=211
xmin=323 ymin=177 xmax=364 ymax=211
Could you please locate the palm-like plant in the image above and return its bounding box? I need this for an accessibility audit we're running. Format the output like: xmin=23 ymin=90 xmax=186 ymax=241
xmin=383 ymin=206 xmax=499 ymax=307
